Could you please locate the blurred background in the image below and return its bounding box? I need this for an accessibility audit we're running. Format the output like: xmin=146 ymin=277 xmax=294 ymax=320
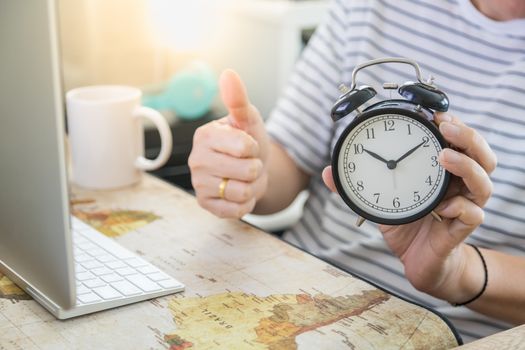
xmin=58 ymin=0 xmax=328 ymax=117
xmin=58 ymin=0 xmax=328 ymax=232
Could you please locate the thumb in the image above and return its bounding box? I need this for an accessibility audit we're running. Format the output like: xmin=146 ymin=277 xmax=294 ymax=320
xmin=219 ymin=69 xmax=255 ymax=130
xmin=322 ymin=166 xmax=338 ymax=193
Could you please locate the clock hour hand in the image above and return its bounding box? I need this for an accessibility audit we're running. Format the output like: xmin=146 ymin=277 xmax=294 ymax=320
xmin=394 ymin=139 xmax=426 ymax=165
xmin=363 ymin=148 xmax=389 ymax=165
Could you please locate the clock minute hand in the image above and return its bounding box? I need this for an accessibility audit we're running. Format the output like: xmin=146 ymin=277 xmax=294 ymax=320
xmin=394 ymin=140 xmax=426 ymax=165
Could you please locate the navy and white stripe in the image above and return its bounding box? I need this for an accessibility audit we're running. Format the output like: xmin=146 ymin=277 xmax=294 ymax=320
xmin=266 ymin=0 xmax=525 ymax=343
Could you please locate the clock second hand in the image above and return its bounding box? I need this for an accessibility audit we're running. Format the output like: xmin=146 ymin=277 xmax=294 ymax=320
xmin=392 ymin=168 xmax=398 ymax=189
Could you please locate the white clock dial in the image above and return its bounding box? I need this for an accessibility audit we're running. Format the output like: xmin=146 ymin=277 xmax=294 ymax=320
xmin=336 ymin=113 xmax=447 ymax=222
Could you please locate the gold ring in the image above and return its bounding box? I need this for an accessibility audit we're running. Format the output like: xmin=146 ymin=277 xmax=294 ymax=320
xmin=218 ymin=178 xmax=229 ymax=199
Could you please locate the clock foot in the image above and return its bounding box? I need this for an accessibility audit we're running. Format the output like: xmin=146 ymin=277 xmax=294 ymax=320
xmin=356 ymin=216 xmax=366 ymax=227
xmin=430 ymin=210 xmax=443 ymax=222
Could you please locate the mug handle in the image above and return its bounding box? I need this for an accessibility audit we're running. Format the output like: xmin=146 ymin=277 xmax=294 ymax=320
xmin=133 ymin=106 xmax=173 ymax=171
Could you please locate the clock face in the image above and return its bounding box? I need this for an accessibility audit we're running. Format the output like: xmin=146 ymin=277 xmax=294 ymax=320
xmin=333 ymin=108 xmax=449 ymax=225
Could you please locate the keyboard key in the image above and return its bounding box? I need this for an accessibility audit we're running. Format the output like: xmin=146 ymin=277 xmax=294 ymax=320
xmin=126 ymin=275 xmax=162 ymax=292
xmin=115 ymin=267 xmax=137 ymax=276
xmin=77 ymin=292 xmax=102 ymax=304
xmin=75 ymin=254 xmax=92 ymax=263
xmin=124 ymin=258 xmax=148 ymax=268
xmin=76 ymin=285 xmax=91 ymax=295
xmin=146 ymin=272 xmax=171 ymax=282
xmin=80 ymin=242 xmax=98 ymax=251
xmin=109 ymin=247 xmax=135 ymax=260
xmin=101 ymin=274 xmax=124 ymax=283
xmin=96 ymin=255 xmax=117 ymax=263
xmin=111 ymin=280 xmax=142 ymax=296
xmin=83 ymin=278 xmax=106 ymax=289
xmin=73 ymin=236 xmax=89 ymax=245
xmin=91 ymin=267 xmax=113 ymax=276
xmin=92 ymin=285 xmax=122 ymax=300
xmin=81 ymin=260 xmax=104 ymax=269
xmin=105 ymin=261 xmax=127 ymax=270
xmin=137 ymin=265 xmax=158 ymax=274
xmin=86 ymin=248 xmax=107 ymax=257
xmin=158 ymin=279 xmax=184 ymax=289
xmin=77 ymin=271 xmax=96 ymax=281
xmin=75 ymin=264 xmax=86 ymax=273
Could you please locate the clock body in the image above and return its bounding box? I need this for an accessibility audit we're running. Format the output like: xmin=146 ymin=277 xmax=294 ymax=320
xmin=332 ymin=100 xmax=450 ymax=225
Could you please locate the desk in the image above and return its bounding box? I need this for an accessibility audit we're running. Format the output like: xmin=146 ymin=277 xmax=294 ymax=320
xmin=0 ymin=175 xmax=495 ymax=349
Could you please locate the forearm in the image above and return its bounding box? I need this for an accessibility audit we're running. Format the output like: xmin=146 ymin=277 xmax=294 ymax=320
xmin=466 ymin=247 xmax=525 ymax=325
xmin=253 ymin=141 xmax=310 ymax=215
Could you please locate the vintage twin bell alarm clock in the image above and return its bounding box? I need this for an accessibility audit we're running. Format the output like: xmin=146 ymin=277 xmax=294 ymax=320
xmin=331 ymin=57 xmax=451 ymax=226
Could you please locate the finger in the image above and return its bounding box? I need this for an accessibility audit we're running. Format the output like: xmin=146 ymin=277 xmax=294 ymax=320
xmin=435 ymin=113 xmax=497 ymax=174
xmin=194 ymin=171 xmax=266 ymax=204
xmin=434 ymin=195 xmax=484 ymax=244
xmin=439 ymin=148 xmax=493 ymax=207
xmin=200 ymin=151 xmax=264 ymax=182
xmin=193 ymin=121 xmax=259 ymax=158
xmin=219 ymin=69 xmax=256 ymax=130
xmin=322 ymin=166 xmax=338 ymax=193
xmin=198 ymin=197 xmax=257 ymax=219
xmin=194 ymin=175 xmax=258 ymax=203
xmin=219 ymin=172 xmax=268 ymax=203
xmin=434 ymin=112 xmax=463 ymax=126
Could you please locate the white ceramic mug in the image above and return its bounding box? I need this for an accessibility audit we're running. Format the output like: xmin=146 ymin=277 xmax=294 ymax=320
xmin=66 ymin=85 xmax=172 ymax=189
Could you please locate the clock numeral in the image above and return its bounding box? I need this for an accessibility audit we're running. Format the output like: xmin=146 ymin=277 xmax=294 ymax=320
xmin=407 ymin=124 xmax=412 ymax=135
xmin=383 ymin=120 xmax=395 ymax=131
xmin=356 ymin=180 xmax=364 ymax=191
xmin=353 ymin=143 xmax=364 ymax=154
xmin=348 ymin=162 xmax=356 ymax=173
xmin=366 ymin=128 xmax=376 ymax=139
xmin=431 ymin=155 xmax=439 ymax=167
xmin=393 ymin=197 xmax=400 ymax=208
xmin=422 ymin=136 xmax=430 ymax=147
xmin=413 ymin=191 xmax=421 ymax=202
xmin=425 ymin=175 xmax=433 ymax=186
xmin=373 ymin=192 xmax=380 ymax=204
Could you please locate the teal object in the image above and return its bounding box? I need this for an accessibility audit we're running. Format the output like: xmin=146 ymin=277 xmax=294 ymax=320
xmin=143 ymin=62 xmax=218 ymax=120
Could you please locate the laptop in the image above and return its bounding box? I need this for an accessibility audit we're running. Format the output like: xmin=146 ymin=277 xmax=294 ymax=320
xmin=0 ymin=0 xmax=184 ymax=319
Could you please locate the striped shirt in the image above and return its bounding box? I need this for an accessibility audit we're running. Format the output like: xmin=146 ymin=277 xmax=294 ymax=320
xmin=265 ymin=0 xmax=525 ymax=343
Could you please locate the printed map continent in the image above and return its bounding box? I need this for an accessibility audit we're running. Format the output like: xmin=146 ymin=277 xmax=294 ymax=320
xmin=73 ymin=209 xmax=160 ymax=237
xmin=0 ymin=272 xmax=31 ymax=301
xmin=164 ymin=290 xmax=390 ymax=350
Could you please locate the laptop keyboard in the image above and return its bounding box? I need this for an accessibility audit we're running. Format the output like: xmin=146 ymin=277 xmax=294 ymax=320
xmin=71 ymin=217 xmax=184 ymax=306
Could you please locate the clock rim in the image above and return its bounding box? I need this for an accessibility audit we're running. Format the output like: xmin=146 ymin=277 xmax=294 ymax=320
xmin=331 ymin=103 xmax=451 ymax=225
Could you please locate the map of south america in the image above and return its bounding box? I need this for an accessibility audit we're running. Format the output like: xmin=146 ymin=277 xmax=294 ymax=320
xmin=165 ymin=290 xmax=390 ymax=350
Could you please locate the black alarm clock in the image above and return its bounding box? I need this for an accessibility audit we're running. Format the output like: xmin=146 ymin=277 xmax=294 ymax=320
xmin=331 ymin=57 xmax=450 ymax=226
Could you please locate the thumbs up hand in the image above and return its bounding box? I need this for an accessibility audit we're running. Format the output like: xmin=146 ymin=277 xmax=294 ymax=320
xmin=189 ymin=70 xmax=270 ymax=218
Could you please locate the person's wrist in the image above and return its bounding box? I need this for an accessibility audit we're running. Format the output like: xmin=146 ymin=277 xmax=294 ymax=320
xmin=445 ymin=243 xmax=486 ymax=306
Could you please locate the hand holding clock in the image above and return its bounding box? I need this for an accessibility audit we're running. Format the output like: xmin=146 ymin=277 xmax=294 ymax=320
xmin=323 ymin=112 xmax=497 ymax=304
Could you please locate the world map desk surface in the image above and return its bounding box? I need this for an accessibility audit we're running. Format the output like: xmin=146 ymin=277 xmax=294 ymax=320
xmin=0 ymin=175 xmax=460 ymax=349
